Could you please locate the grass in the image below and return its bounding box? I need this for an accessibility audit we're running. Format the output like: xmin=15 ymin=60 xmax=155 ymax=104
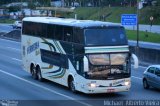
xmin=0 ymin=19 xmax=15 ymax=24
xmin=74 ymin=7 xmax=136 ymax=22
xmin=73 ymin=7 xmax=160 ymax=25
xmin=126 ymin=30 xmax=160 ymax=43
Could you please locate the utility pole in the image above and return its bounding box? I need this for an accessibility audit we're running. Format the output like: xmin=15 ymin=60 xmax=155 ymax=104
xmin=136 ymin=0 xmax=140 ymax=57
xmin=21 ymin=0 xmax=23 ymax=19
xmin=136 ymin=0 xmax=139 ymax=49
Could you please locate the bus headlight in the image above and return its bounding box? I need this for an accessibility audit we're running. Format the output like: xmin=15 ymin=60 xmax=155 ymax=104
xmin=124 ymin=81 xmax=130 ymax=86
xmin=88 ymin=83 xmax=97 ymax=88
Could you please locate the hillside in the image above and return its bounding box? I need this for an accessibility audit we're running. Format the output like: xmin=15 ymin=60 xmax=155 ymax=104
xmin=67 ymin=7 xmax=160 ymax=25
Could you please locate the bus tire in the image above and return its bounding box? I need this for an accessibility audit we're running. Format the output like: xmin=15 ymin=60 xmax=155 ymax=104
xmin=68 ymin=76 xmax=77 ymax=93
xmin=36 ymin=66 xmax=44 ymax=82
xmin=31 ymin=64 xmax=38 ymax=80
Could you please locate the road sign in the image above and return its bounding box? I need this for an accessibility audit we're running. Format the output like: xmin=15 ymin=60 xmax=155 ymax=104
xmin=150 ymin=16 xmax=154 ymax=30
xmin=121 ymin=14 xmax=137 ymax=26
xmin=150 ymin=16 xmax=154 ymax=21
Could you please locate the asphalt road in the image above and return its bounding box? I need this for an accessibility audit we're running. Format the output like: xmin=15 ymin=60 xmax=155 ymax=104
xmin=0 ymin=24 xmax=13 ymax=33
xmin=0 ymin=38 xmax=160 ymax=106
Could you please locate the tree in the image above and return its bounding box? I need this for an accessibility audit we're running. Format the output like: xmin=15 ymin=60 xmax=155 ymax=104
xmin=8 ymin=6 xmax=21 ymax=12
xmin=157 ymin=0 xmax=160 ymax=6
xmin=38 ymin=0 xmax=51 ymax=7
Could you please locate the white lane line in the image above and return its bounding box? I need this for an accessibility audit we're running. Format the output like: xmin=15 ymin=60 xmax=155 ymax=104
xmin=12 ymin=58 xmax=22 ymax=62
xmin=131 ymin=76 xmax=142 ymax=80
xmin=7 ymin=47 xmax=20 ymax=51
xmin=0 ymin=38 xmax=20 ymax=43
xmin=0 ymin=53 xmax=21 ymax=62
xmin=138 ymin=65 xmax=147 ymax=69
xmin=131 ymin=64 xmax=147 ymax=69
xmin=0 ymin=69 xmax=92 ymax=106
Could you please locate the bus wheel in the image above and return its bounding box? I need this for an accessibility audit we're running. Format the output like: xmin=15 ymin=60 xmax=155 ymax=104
xmin=31 ymin=65 xmax=38 ymax=80
xmin=68 ymin=77 xmax=77 ymax=93
xmin=36 ymin=66 xmax=44 ymax=82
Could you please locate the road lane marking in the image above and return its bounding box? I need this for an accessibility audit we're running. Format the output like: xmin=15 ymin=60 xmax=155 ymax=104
xmin=0 ymin=38 xmax=20 ymax=43
xmin=12 ymin=58 xmax=22 ymax=62
xmin=0 ymin=53 xmax=21 ymax=62
xmin=131 ymin=76 xmax=142 ymax=80
xmin=131 ymin=64 xmax=147 ymax=69
xmin=138 ymin=65 xmax=147 ymax=69
xmin=7 ymin=47 xmax=20 ymax=51
xmin=0 ymin=69 xmax=92 ymax=106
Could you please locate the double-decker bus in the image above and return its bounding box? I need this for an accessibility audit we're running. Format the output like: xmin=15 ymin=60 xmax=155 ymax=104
xmin=21 ymin=17 xmax=138 ymax=94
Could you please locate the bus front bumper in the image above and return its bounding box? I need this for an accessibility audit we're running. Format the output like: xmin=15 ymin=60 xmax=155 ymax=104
xmin=82 ymin=85 xmax=131 ymax=94
xmin=78 ymin=78 xmax=131 ymax=94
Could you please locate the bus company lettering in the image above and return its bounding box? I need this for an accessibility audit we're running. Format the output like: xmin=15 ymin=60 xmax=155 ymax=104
xmin=112 ymin=79 xmax=125 ymax=86
xmin=27 ymin=42 xmax=39 ymax=54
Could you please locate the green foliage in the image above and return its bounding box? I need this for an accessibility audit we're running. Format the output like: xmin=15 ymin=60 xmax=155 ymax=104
xmin=0 ymin=19 xmax=15 ymax=24
xmin=74 ymin=7 xmax=136 ymax=22
xmin=157 ymin=0 xmax=160 ymax=6
xmin=126 ymin=30 xmax=160 ymax=43
xmin=139 ymin=7 xmax=160 ymax=25
xmin=28 ymin=0 xmax=51 ymax=9
xmin=74 ymin=7 xmax=160 ymax=25
xmin=8 ymin=6 xmax=20 ymax=12
xmin=38 ymin=0 xmax=51 ymax=7
xmin=0 ymin=0 xmax=51 ymax=7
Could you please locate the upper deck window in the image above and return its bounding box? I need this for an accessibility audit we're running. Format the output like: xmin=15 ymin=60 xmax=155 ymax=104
xmin=84 ymin=27 xmax=128 ymax=46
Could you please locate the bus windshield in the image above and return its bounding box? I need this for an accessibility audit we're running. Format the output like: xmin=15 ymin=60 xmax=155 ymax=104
xmin=86 ymin=53 xmax=130 ymax=80
xmin=84 ymin=27 xmax=128 ymax=46
xmin=88 ymin=53 xmax=127 ymax=65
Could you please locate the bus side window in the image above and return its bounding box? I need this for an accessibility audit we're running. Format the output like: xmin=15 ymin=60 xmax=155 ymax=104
xmin=63 ymin=26 xmax=73 ymax=42
xmin=74 ymin=28 xmax=84 ymax=44
xmin=34 ymin=22 xmax=41 ymax=36
xmin=41 ymin=23 xmax=47 ymax=38
xmin=24 ymin=22 xmax=33 ymax=35
xmin=47 ymin=24 xmax=55 ymax=39
xmin=22 ymin=21 xmax=26 ymax=34
xmin=55 ymin=25 xmax=63 ymax=41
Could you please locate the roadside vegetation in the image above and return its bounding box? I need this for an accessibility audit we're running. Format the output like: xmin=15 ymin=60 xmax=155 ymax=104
xmin=72 ymin=7 xmax=160 ymax=25
xmin=126 ymin=30 xmax=160 ymax=43
xmin=0 ymin=0 xmax=159 ymax=43
xmin=0 ymin=19 xmax=15 ymax=23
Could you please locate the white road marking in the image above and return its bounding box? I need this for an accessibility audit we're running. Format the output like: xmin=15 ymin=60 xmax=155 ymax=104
xmin=12 ymin=58 xmax=22 ymax=62
xmin=0 ymin=38 xmax=20 ymax=43
xmin=0 ymin=69 xmax=92 ymax=106
xmin=131 ymin=64 xmax=147 ymax=69
xmin=7 ymin=47 xmax=20 ymax=51
xmin=131 ymin=76 xmax=142 ymax=80
xmin=0 ymin=53 xmax=21 ymax=63
xmin=138 ymin=65 xmax=148 ymax=69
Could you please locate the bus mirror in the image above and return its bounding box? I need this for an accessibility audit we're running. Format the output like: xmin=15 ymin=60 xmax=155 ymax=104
xmin=67 ymin=33 xmax=71 ymax=37
xmin=131 ymin=54 xmax=139 ymax=69
xmin=83 ymin=56 xmax=89 ymax=72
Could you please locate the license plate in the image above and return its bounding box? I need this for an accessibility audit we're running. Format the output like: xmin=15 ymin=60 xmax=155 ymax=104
xmin=107 ymin=89 xmax=115 ymax=93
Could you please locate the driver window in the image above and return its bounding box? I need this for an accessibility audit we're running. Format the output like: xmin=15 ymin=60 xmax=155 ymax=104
xmin=155 ymin=68 xmax=160 ymax=76
xmin=147 ymin=67 xmax=155 ymax=74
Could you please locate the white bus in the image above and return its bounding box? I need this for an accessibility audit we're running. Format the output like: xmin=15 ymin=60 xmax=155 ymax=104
xmin=21 ymin=17 xmax=138 ymax=94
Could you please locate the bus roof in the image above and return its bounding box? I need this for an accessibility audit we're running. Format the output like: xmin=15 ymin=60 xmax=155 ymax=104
xmin=23 ymin=17 xmax=123 ymax=28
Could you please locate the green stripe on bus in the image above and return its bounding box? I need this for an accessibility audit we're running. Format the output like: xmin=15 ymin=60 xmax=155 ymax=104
xmin=48 ymin=69 xmax=66 ymax=78
xmin=53 ymin=40 xmax=63 ymax=54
